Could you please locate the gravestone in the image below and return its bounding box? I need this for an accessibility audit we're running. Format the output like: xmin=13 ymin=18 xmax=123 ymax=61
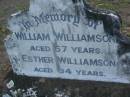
xmin=4 ymin=0 xmax=130 ymax=83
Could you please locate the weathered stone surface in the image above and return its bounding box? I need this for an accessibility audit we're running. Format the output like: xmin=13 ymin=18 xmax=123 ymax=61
xmin=4 ymin=0 xmax=130 ymax=83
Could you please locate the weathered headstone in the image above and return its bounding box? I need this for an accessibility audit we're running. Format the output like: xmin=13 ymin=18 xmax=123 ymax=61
xmin=4 ymin=0 xmax=130 ymax=83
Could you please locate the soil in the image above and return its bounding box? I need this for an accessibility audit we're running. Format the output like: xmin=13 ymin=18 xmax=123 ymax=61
xmin=0 ymin=0 xmax=130 ymax=96
xmin=0 ymin=0 xmax=29 ymax=92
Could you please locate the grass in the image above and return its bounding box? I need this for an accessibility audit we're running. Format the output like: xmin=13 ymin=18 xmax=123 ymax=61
xmin=88 ymin=0 xmax=130 ymax=11
xmin=15 ymin=3 xmax=27 ymax=11
xmin=0 ymin=10 xmax=5 ymax=17
xmin=0 ymin=25 xmax=9 ymax=49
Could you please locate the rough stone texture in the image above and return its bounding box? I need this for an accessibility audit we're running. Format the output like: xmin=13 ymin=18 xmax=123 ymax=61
xmin=4 ymin=0 xmax=130 ymax=83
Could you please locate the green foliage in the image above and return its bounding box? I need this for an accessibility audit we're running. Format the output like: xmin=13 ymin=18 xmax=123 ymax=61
xmin=0 ymin=10 xmax=5 ymax=17
xmin=0 ymin=25 xmax=9 ymax=48
xmin=0 ymin=25 xmax=9 ymax=37
xmin=88 ymin=0 xmax=130 ymax=11
xmin=15 ymin=3 xmax=27 ymax=11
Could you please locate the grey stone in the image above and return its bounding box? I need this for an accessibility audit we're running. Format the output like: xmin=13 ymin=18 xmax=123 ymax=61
xmin=4 ymin=0 xmax=130 ymax=83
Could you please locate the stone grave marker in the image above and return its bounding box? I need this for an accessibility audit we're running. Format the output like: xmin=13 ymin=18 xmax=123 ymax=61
xmin=4 ymin=0 xmax=130 ymax=83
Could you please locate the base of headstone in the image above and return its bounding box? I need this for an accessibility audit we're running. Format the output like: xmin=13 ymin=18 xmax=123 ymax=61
xmin=2 ymin=70 xmax=130 ymax=97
